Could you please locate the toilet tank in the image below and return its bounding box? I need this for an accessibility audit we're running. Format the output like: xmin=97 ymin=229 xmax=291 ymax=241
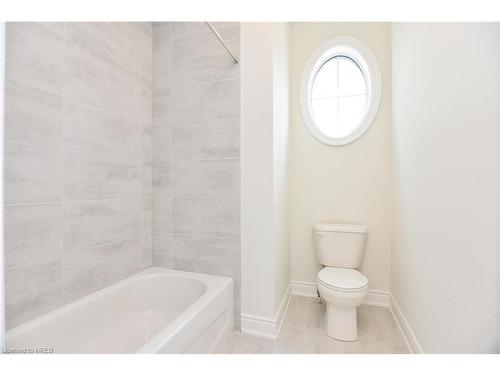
xmin=313 ymin=223 xmax=368 ymax=268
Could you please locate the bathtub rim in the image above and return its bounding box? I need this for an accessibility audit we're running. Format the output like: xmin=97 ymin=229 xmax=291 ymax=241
xmin=6 ymin=267 xmax=234 ymax=353
xmin=137 ymin=267 xmax=234 ymax=353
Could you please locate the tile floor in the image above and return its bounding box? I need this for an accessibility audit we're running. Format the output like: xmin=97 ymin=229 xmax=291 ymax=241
xmin=217 ymin=296 xmax=409 ymax=354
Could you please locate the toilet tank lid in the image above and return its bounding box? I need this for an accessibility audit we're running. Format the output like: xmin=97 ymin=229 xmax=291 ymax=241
xmin=313 ymin=223 xmax=368 ymax=233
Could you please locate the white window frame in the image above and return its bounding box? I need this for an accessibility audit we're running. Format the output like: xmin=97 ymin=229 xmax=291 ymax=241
xmin=300 ymin=36 xmax=382 ymax=146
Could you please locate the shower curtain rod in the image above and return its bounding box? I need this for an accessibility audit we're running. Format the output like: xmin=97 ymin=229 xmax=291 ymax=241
xmin=205 ymin=22 xmax=239 ymax=64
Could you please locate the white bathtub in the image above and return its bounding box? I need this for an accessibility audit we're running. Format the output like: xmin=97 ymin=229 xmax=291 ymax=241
xmin=5 ymin=267 xmax=234 ymax=353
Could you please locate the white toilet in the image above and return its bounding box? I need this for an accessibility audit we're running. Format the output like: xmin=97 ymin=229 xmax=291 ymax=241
xmin=314 ymin=223 xmax=368 ymax=342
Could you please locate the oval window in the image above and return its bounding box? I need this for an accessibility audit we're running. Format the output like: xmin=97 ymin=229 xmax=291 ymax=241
xmin=300 ymin=37 xmax=381 ymax=145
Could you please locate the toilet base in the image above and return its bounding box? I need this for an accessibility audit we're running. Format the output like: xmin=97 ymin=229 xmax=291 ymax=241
xmin=325 ymin=304 xmax=358 ymax=341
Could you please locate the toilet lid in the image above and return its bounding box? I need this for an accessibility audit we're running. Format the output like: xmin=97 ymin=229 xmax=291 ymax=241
xmin=317 ymin=267 xmax=368 ymax=291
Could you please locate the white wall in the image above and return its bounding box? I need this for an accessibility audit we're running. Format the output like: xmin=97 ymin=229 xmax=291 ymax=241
xmin=272 ymin=23 xmax=291 ymax=310
xmin=241 ymin=22 xmax=291 ymax=329
xmin=289 ymin=23 xmax=392 ymax=293
xmin=391 ymin=23 xmax=499 ymax=353
xmin=241 ymin=22 xmax=276 ymax=320
xmin=498 ymin=23 xmax=500 ymax=353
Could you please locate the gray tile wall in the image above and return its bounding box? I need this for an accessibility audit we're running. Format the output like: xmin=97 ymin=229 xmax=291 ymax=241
xmin=4 ymin=22 xmax=240 ymax=331
xmin=152 ymin=22 xmax=241 ymax=325
xmin=4 ymin=23 xmax=153 ymax=329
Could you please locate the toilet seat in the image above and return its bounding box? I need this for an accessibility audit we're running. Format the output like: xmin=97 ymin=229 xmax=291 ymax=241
xmin=317 ymin=267 xmax=368 ymax=292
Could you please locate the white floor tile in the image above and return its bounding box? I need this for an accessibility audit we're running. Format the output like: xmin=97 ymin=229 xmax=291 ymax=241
xmin=217 ymin=296 xmax=409 ymax=354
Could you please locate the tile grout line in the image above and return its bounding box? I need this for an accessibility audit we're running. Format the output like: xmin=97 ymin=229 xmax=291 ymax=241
xmin=5 ymin=254 xmax=62 ymax=273
xmin=59 ymin=235 xmax=143 ymax=261
xmin=167 ymin=22 xmax=174 ymax=268
xmin=5 ymin=196 xmax=145 ymax=207
xmin=152 ymin=231 xmax=241 ymax=240
xmin=6 ymin=144 xmax=240 ymax=168
xmin=62 ymin=147 xmax=145 ymax=162
xmin=153 ymin=75 xmax=241 ymax=90
xmin=60 ymin=21 xmax=66 ymax=306
xmin=168 ymin=22 xmax=174 ymax=244
xmin=151 ymin=157 xmax=241 ymax=162
xmin=152 ymin=23 xmax=174 ymax=268
xmin=5 ymin=140 xmax=145 ymax=162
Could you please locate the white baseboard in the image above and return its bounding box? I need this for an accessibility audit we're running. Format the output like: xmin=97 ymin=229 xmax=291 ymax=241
xmin=364 ymin=289 xmax=390 ymax=306
xmin=290 ymin=280 xmax=318 ymax=297
xmin=240 ymin=314 xmax=278 ymax=339
xmin=389 ymin=294 xmax=424 ymax=354
xmin=290 ymin=280 xmax=390 ymax=307
xmin=240 ymin=283 xmax=292 ymax=339
xmin=275 ymin=283 xmax=292 ymax=335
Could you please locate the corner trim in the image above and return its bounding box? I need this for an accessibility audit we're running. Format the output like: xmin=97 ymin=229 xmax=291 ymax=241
xmin=240 ymin=283 xmax=292 ymax=339
xmin=388 ymin=294 xmax=424 ymax=354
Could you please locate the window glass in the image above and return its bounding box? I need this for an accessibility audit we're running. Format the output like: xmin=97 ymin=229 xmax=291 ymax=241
xmin=310 ymin=56 xmax=368 ymax=139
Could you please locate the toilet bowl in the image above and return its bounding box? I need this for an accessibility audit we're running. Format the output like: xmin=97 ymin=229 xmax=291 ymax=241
xmin=313 ymin=223 xmax=368 ymax=341
xmin=316 ymin=267 xmax=368 ymax=341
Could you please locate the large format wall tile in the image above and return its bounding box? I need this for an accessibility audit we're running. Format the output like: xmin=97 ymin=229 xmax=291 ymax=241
xmin=63 ymin=98 xmax=143 ymax=159
xmin=142 ymin=85 xmax=153 ymax=163
xmin=63 ymin=151 xmax=142 ymax=200
xmin=172 ymin=234 xmax=240 ymax=278
xmin=172 ymin=22 xmax=238 ymax=39
xmin=172 ymin=121 xmax=240 ymax=160
xmin=172 ymin=197 xmax=240 ymax=237
xmin=5 ymin=81 xmax=62 ymax=147
xmin=143 ymin=162 xmax=153 ymax=195
xmin=4 ymin=22 xmax=153 ymax=329
xmin=141 ymin=234 xmax=153 ymax=268
xmin=5 ymin=23 xmax=64 ymax=95
xmin=5 ymin=204 xmax=62 ymax=269
xmin=153 ymin=232 xmax=173 ymax=268
xmin=5 ymin=142 xmax=61 ymax=204
xmin=5 ymin=258 xmax=63 ymax=329
xmin=65 ymin=23 xmax=152 ymax=82
xmin=173 ymin=159 xmax=239 ymax=199
xmin=152 ymin=124 xmax=172 ymax=161
xmin=142 ymin=195 xmax=153 ymax=234
xmin=152 ymin=22 xmax=240 ymax=326
xmin=171 ymin=78 xmax=240 ymax=126
xmin=153 ymin=90 xmax=172 ymax=126
xmin=5 ymin=22 xmax=242 ymax=330
xmin=62 ymin=237 xmax=141 ymax=303
xmin=63 ymin=45 xmax=149 ymax=116
xmin=153 ymin=23 xmax=173 ymax=92
xmin=63 ymin=199 xmax=142 ymax=253
xmin=140 ymin=83 xmax=153 ymax=121
xmin=152 ymin=161 xmax=172 ymax=197
xmin=153 ymin=196 xmax=172 ymax=233
xmin=172 ymin=22 xmax=239 ymax=85
xmin=143 ymin=121 xmax=153 ymax=162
